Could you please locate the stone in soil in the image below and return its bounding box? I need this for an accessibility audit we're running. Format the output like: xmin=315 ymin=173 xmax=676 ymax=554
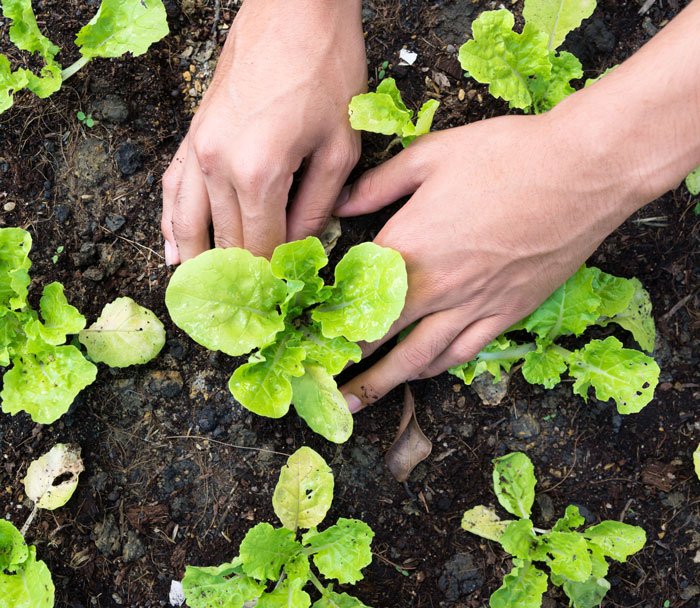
xmin=471 ymin=371 xmax=509 ymax=406
xmin=55 ymin=204 xmax=71 ymax=223
xmin=74 ymin=138 xmax=111 ymax=189
xmin=93 ymin=514 xmax=121 ymax=556
xmin=437 ymin=553 xmax=484 ymax=601
xmin=92 ymin=95 xmax=129 ymax=124
xmin=146 ymin=370 xmax=184 ymax=398
xmin=116 ymin=143 xmax=143 ymax=175
xmin=434 ymin=0 xmax=477 ymax=45
xmin=83 ymin=267 xmax=104 ymax=282
xmin=536 ymin=493 xmax=555 ymax=523
xmin=72 ymin=242 xmax=96 ymax=268
xmin=99 ymin=243 xmax=124 ymax=276
xmin=104 ymin=214 xmax=126 ymax=232
xmin=122 ymin=530 xmax=146 ymax=562
xmin=511 ymin=413 xmax=541 ymax=439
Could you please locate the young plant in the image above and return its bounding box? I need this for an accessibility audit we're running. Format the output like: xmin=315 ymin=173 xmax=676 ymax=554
xmin=0 ymin=0 xmax=169 ymax=113
xmin=449 ymin=265 xmax=660 ymax=414
xmin=462 ymin=452 xmax=646 ymax=608
xmin=0 ymin=227 xmax=166 ymax=424
xmin=76 ymin=111 xmax=94 ymax=128
xmin=686 ymin=165 xmax=700 ymax=204
xmin=458 ymin=0 xmax=596 ymax=113
xmin=166 ymin=236 xmax=407 ymax=443
xmin=182 ymin=446 xmax=375 ymax=608
xmin=348 ymin=78 xmax=440 ymax=148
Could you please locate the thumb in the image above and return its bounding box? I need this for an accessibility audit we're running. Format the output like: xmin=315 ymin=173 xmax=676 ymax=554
xmin=334 ymin=145 xmax=427 ymax=217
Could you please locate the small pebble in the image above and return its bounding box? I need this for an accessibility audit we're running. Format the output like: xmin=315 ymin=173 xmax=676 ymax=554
xmin=3 ymin=202 xmax=15 ymax=212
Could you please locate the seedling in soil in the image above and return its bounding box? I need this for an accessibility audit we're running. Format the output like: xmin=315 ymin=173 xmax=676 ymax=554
xmin=166 ymin=236 xmax=407 ymax=443
xmin=182 ymin=446 xmax=375 ymax=608
xmin=348 ymin=77 xmax=440 ymax=149
xmin=0 ymin=227 xmax=166 ymax=424
xmin=0 ymin=0 xmax=169 ymax=113
xmin=51 ymin=244 xmax=64 ymax=263
xmin=378 ymin=60 xmax=389 ymax=79
xmin=686 ymin=165 xmax=700 ymax=200
xmin=449 ymin=265 xmax=660 ymax=415
xmin=462 ymin=452 xmax=646 ymax=608
xmin=76 ymin=111 xmax=94 ymax=128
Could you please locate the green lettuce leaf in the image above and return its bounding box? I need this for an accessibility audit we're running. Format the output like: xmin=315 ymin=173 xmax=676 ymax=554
xmin=560 ymin=575 xmax=611 ymax=608
xmin=0 ymin=309 xmax=26 ymax=366
xmin=182 ymin=560 xmax=265 ymax=608
xmin=270 ymin=237 xmax=328 ymax=312
xmin=348 ymin=78 xmax=413 ymax=136
xmin=25 ymin=282 xmax=85 ymax=346
xmin=536 ymin=531 xmax=591 ymax=582
xmin=256 ymin=580 xmax=311 ymax=608
xmin=401 ymin=99 xmax=440 ymax=146
xmin=0 ymin=520 xmax=27 ymax=571
xmin=500 ymin=519 xmax=537 ymax=559
xmin=23 ymin=443 xmax=83 ymax=510
xmin=239 ymin=523 xmax=302 ymax=581
xmin=599 ymin=277 xmax=655 ymax=352
xmin=283 ymin=553 xmax=311 ymax=587
xmin=529 ymin=50 xmax=582 ymax=113
xmin=312 ymin=242 xmax=407 ymax=342
xmin=272 ymin=446 xmax=334 ymax=531
xmin=303 ymin=518 xmax=374 ymax=585
xmin=78 ymin=297 xmax=165 ymax=366
xmin=291 ymin=324 xmax=361 ymax=375
xmin=490 ymin=558 xmax=547 ymax=608
xmin=521 ymin=340 xmax=567 ymax=389
xmin=75 ymin=0 xmax=169 ymax=59
xmin=461 ymin=505 xmax=512 ymax=542
xmin=0 ymin=55 xmax=29 ymax=113
xmin=449 ymin=335 xmax=527 ymax=384
xmin=567 ymin=337 xmax=659 ymax=414
xmin=291 ymin=361 xmax=353 ymax=444
xmin=229 ymin=336 xmax=306 ymax=418
xmin=492 ymin=452 xmax=536 ymax=519
xmin=522 ymin=0 xmax=596 ymax=50
xmin=458 ymin=10 xmax=550 ymax=110
xmin=312 ymin=591 xmax=372 ymax=608
xmin=552 ymin=505 xmax=585 ymax=532
xmin=1 ymin=344 xmax=98 ymax=424
xmin=166 ymin=247 xmax=287 ymax=357
xmin=584 ymin=521 xmax=646 ymax=562
xmin=589 ymin=267 xmax=635 ymax=318
xmin=0 ymin=546 xmax=54 ymax=608
xmin=686 ymin=165 xmax=700 ymax=195
xmin=0 ymin=227 xmax=32 ymax=309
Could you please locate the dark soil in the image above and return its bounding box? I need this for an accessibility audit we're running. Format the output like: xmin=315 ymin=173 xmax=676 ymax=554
xmin=1 ymin=1 xmax=699 ymax=607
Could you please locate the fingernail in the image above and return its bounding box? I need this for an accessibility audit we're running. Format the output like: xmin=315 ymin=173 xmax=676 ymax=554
xmin=164 ymin=240 xmax=174 ymax=266
xmin=334 ymin=185 xmax=351 ymax=209
xmin=343 ymin=393 xmax=363 ymax=414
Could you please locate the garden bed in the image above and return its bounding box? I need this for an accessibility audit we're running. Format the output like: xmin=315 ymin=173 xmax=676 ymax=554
xmin=0 ymin=0 xmax=698 ymax=606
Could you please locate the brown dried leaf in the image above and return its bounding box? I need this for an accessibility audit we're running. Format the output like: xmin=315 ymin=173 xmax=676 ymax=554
xmin=385 ymin=384 xmax=432 ymax=482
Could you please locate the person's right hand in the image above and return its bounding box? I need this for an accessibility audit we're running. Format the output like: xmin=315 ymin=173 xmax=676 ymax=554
xmin=161 ymin=0 xmax=366 ymax=264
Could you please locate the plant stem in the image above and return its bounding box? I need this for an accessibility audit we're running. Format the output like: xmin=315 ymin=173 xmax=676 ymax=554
xmin=20 ymin=504 xmax=38 ymax=536
xmin=308 ymin=570 xmax=328 ymax=596
xmin=475 ymin=342 xmax=537 ymax=361
xmin=61 ymin=56 xmax=91 ymax=81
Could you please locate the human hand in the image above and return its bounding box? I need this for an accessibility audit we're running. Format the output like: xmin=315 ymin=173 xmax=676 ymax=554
xmin=161 ymin=0 xmax=366 ymax=263
xmin=334 ymin=111 xmax=648 ymax=412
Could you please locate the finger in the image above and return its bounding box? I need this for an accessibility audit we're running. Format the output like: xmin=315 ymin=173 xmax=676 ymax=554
xmin=333 ymin=145 xmax=427 ymax=217
xmin=417 ymin=316 xmax=506 ymax=379
xmin=339 ymin=308 xmax=469 ymax=413
xmin=161 ymin=136 xmax=189 ymax=265
xmin=172 ymin=150 xmax=212 ymax=262
xmin=286 ymin=146 xmax=357 ymax=241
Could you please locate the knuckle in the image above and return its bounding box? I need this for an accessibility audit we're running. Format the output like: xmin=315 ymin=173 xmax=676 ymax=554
xmin=161 ymin=166 xmax=181 ymax=196
xmin=397 ymin=343 xmax=434 ymax=373
xmin=192 ymin=135 xmax=219 ymax=173
xmin=324 ymin=142 xmax=358 ymax=172
xmin=171 ymin=215 xmax=199 ymax=241
xmin=213 ymin=234 xmax=238 ymax=249
xmin=232 ymin=157 xmax=268 ymax=191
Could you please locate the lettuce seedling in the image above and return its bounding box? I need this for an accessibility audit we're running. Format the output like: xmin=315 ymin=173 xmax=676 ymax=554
xmin=0 ymin=0 xmax=168 ymax=113
xmin=182 ymin=446 xmax=375 ymax=608
xmin=458 ymin=0 xmax=597 ymax=113
xmin=686 ymin=165 xmax=700 ymax=196
xmin=449 ymin=265 xmax=660 ymax=414
xmin=462 ymin=452 xmax=646 ymax=608
xmin=0 ymin=227 xmax=166 ymax=424
xmin=348 ymin=78 xmax=440 ymax=148
xmin=166 ymin=236 xmax=407 ymax=443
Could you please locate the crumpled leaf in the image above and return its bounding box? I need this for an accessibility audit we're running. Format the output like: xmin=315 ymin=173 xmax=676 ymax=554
xmin=400 ymin=99 xmax=440 ymax=146
xmin=0 ymin=520 xmax=28 ymax=571
xmin=522 ymin=0 xmax=596 ymax=50
xmin=500 ymin=519 xmax=537 ymax=559
xmin=599 ymin=277 xmax=655 ymax=352
xmin=0 ymin=227 xmax=32 ymax=309
xmin=567 ymin=336 xmax=659 ymax=414
xmin=78 ymin=297 xmax=165 ymax=367
xmin=256 ymin=579 xmax=311 ymax=608
xmin=584 ymin=521 xmax=646 ymax=562
xmin=529 ymin=50 xmax=582 ymax=113
xmin=522 ymin=339 xmax=567 ymax=389
xmin=270 ymin=237 xmax=328 ymax=312
xmin=490 ymin=558 xmax=547 ymax=608
xmin=552 ymin=505 xmax=585 ymax=532
xmin=26 ymin=282 xmax=85 ymax=346
xmin=75 ymin=0 xmax=169 ymax=59
xmin=239 ymin=523 xmax=302 ymax=582
xmin=0 ymin=546 xmax=54 ymax=608
xmin=303 ymin=518 xmax=373 ymax=585
xmin=589 ymin=267 xmax=635 ymax=319
xmin=0 ymin=55 xmax=29 ymax=113
xmin=687 ymin=165 xmax=700 ymax=195
xmin=536 ymin=531 xmax=592 ymax=582
xmin=348 ymin=78 xmax=412 ymax=136
xmin=311 ymin=591 xmax=372 ymax=608
xmin=291 ymin=324 xmax=361 ymax=376
xmin=272 ymin=446 xmax=334 ymax=531
xmin=182 ymin=559 xmax=265 ymax=608
xmin=24 ymin=443 xmax=84 ymax=510
xmin=385 ymin=384 xmax=432 ymax=482
xmin=560 ymin=574 xmax=611 ymax=608
xmin=461 ymin=505 xmax=512 ymax=542
xmin=448 ymin=335 xmax=524 ymax=385
xmin=312 ymin=242 xmax=407 ymax=343
xmin=492 ymin=452 xmax=536 ymax=519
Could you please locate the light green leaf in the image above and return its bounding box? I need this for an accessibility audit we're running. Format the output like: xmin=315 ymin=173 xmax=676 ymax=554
xmin=490 ymin=558 xmax=547 ymax=608
xmin=0 ymin=55 xmax=29 ymax=113
xmin=521 ymin=266 xmax=601 ymax=340
xmin=401 ymin=99 xmax=440 ymax=146
xmin=449 ymin=335 xmax=527 ymax=385
xmin=522 ymin=341 xmax=567 ymax=389
xmin=257 ymin=579 xmax=311 ymax=608
xmin=303 ymin=518 xmax=374 ymax=584
xmin=25 ymin=63 xmax=61 ymax=98
xmin=0 ymin=546 xmax=54 ymax=608
xmin=492 ymin=452 xmax=536 ymax=518
xmin=313 ymin=242 xmax=407 ymax=342
xmin=271 ymin=237 xmax=328 ymax=311
xmin=376 ymin=78 xmax=411 ymax=115
xmin=694 ymin=443 xmax=700 ymax=481
xmin=25 ymin=282 xmax=85 ymax=346
xmin=686 ymin=165 xmax=700 ymax=196
xmin=1 ymin=345 xmax=97 ymax=424
xmin=560 ymin=575 xmax=611 ymax=608
xmin=458 ymin=11 xmax=550 ymax=110
xmin=75 ymin=0 xmax=169 ymax=59
xmin=284 ymin=553 xmax=311 ymax=587
xmin=312 ymin=591 xmax=372 ymax=608
xmin=24 ymin=443 xmax=83 ymax=510
xmin=567 ymin=336 xmax=659 ymax=414
xmin=537 ymin=531 xmax=592 ymax=582
xmin=461 ymin=505 xmax=512 ymax=542
xmin=229 ymin=336 xmax=306 ymax=418
xmin=0 ymin=227 xmax=32 ymax=309
xmin=182 ymin=560 xmax=265 ymax=608
xmin=529 ymin=50 xmax=582 ymax=113
xmin=589 ymin=267 xmax=635 ymax=318
xmin=78 ymin=297 xmax=165 ymax=366
xmin=291 ymin=324 xmax=361 ymax=376
xmin=584 ymin=65 xmax=616 ymax=87
xmin=0 ymin=309 xmax=26 ymax=366
xmin=552 ymin=505 xmax=585 ymax=532
xmin=599 ymin=278 xmax=656 ymax=352
xmin=166 ymin=247 xmax=287 ymax=357
xmin=348 ymin=93 xmax=412 ymax=136
xmin=522 ymin=0 xmax=596 ymax=50
xmin=584 ymin=521 xmax=646 ymax=562
xmin=500 ymin=519 xmax=537 ymax=559
xmin=291 ymin=362 xmax=353 ymax=444
xmin=273 ymin=446 xmax=334 ymax=531
xmin=239 ymin=523 xmax=302 ymax=582
xmin=0 ymin=520 xmax=28 ymax=571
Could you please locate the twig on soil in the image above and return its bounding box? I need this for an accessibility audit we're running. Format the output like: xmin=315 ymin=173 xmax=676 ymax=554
xmin=540 ymin=431 xmax=586 ymax=494
xmin=102 ymin=226 xmax=164 ymax=260
xmin=633 ymin=215 xmax=668 ymax=227
xmin=20 ymin=504 xmax=39 ymax=536
xmin=661 ymin=291 xmax=696 ymax=321
xmin=372 ymin=551 xmax=417 ymax=571
xmin=210 ymin=0 xmax=222 ymax=37
xmin=165 ymin=434 xmax=290 ymax=456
